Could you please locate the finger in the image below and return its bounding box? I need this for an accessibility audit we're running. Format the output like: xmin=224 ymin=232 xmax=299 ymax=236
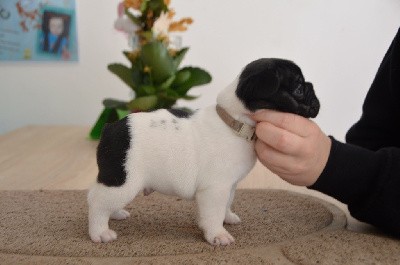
xmin=255 ymin=121 xmax=303 ymax=155
xmin=250 ymin=109 xmax=314 ymax=137
xmin=255 ymin=140 xmax=297 ymax=174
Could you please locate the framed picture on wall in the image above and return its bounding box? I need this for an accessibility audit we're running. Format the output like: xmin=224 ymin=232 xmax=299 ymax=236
xmin=0 ymin=0 xmax=78 ymax=62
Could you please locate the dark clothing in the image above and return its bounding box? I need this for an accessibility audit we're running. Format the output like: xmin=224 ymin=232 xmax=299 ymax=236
xmin=309 ymin=28 xmax=400 ymax=238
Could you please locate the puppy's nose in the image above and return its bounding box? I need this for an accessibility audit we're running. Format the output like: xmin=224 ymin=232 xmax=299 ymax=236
xmin=309 ymin=99 xmax=320 ymax=118
xmin=311 ymin=99 xmax=320 ymax=109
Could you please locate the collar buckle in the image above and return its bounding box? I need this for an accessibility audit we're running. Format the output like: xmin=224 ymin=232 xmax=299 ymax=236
xmin=237 ymin=123 xmax=256 ymax=142
xmin=216 ymin=105 xmax=256 ymax=142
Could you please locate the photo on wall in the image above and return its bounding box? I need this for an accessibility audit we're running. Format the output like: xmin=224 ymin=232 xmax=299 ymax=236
xmin=0 ymin=0 xmax=78 ymax=62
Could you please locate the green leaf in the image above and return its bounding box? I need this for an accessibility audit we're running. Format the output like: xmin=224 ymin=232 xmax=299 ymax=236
xmin=128 ymin=95 xmax=158 ymax=111
xmin=124 ymin=9 xmax=141 ymax=25
xmin=88 ymin=108 xmax=118 ymax=140
xmin=123 ymin=51 xmax=131 ymax=62
xmin=147 ymin=0 xmax=167 ymax=15
xmin=166 ymin=88 xmax=180 ymax=99
xmin=139 ymin=31 xmax=154 ymax=42
xmin=140 ymin=0 xmax=148 ymax=12
xmin=158 ymin=99 xmax=176 ymax=109
xmin=131 ymin=59 xmax=147 ymax=92
xmin=102 ymin=99 xmax=128 ymax=109
xmin=140 ymin=41 xmax=175 ymax=84
xmin=182 ymin=94 xmax=199 ymax=100
xmin=108 ymin=63 xmax=135 ymax=90
xmin=172 ymin=69 xmax=191 ymax=87
xmin=123 ymin=50 xmax=139 ymax=64
xmin=141 ymin=85 xmax=156 ymax=94
xmin=116 ymin=109 xmax=131 ymax=119
xmin=160 ymin=75 xmax=176 ymax=90
xmin=174 ymin=67 xmax=212 ymax=95
xmin=173 ymin=47 xmax=189 ymax=68
xmin=131 ymin=68 xmax=142 ymax=89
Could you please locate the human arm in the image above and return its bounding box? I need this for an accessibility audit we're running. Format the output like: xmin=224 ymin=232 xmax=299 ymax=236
xmin=252 ymin=110 xmax=400 ymax=237
xmin=310 ymin=136 xmax=400 ymax=238
xmin=253 ymin=28 xmax=400 ymax=237
xmin=321 ymin=27 xmax=400 ymax=237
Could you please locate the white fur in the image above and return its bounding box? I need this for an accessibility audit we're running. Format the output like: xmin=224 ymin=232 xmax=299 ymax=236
xmin=88 ymin=78 xmax=257 ymax=245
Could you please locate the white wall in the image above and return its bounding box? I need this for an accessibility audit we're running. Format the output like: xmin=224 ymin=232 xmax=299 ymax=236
xmin=1 ymin=0 xmax=400 ymax=141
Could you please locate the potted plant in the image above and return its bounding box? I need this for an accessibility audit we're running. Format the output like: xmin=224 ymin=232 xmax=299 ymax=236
xmin=89 ymin=0 xmax=212 ymax=139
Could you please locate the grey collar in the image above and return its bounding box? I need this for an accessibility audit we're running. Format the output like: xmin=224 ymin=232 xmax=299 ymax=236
xmin=215 ymin=105 xmax=256 ymax=142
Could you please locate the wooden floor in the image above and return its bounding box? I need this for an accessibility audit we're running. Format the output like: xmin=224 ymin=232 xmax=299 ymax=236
xmin=0 ymin=126 xmax=98 ymax=190
xmin=0 ymin=125 xmax=296 ymax=191
xmin=0 ymin=125 xmax=372 ymax=232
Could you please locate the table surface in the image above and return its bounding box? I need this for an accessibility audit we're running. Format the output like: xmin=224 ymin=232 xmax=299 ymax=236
xmin=0 ymin=126 xmax=98 ymax=190
xmin=0 ymin=125 xmax=290 ymax=191
xmin=0 ymin=125 xmax=374 ymax=233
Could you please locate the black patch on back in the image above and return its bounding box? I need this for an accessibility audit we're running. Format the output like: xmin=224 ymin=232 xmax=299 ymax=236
xmin=167 ymin=108 xmax=193 ymax=118
xmin=96 ymin=116 xmax=130 ymax=187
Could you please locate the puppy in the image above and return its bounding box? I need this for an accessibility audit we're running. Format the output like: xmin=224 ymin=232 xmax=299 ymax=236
xmin=87 ymin=58 xmax=320 ymax=245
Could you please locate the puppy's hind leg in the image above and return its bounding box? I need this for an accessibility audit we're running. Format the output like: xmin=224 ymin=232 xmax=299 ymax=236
xmin=110 ymin=209 xmax=131 ymax=220
xmin=87 ymin=183 xmax=139 ymax=243
xmin=224 ymin=184 xmax=241 ymax=225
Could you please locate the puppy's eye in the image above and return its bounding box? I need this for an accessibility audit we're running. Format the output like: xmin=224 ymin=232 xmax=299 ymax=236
xmin=293 ymin=84 xmax=304 ymax=97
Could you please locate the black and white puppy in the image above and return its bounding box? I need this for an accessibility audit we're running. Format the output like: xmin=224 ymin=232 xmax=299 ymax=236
xmin=88 ymin=58 xmax=320 ymax=246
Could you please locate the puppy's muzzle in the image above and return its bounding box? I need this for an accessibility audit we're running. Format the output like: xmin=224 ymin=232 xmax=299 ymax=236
xmin=305 ymin=83 xmax=320 ymax=118
xmin=308 ymin=99 xmax=320 ymax=118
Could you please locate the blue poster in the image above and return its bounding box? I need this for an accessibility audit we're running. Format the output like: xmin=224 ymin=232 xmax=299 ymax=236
xmin=0 ymin=0 xmax=78 ymax=61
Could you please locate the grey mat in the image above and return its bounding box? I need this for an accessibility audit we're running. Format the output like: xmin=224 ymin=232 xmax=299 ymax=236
xmin=0 ymin=189 xmax=398 ymax=264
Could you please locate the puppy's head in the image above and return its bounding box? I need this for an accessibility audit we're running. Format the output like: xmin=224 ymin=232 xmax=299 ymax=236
xmin=236 ymin=58 xmax=320 ymax=118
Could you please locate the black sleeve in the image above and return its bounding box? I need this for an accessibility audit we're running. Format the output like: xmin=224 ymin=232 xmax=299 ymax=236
xmin=346 ymin=27 xmax=400 ymax=150
xmin=309 ymin=138 xmax=400 ymax=237
xmin=308 ymin=28 xmax=400 ymax=238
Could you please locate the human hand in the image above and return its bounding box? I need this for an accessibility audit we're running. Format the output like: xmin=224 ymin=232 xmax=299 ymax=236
xmin=250 ymin=110 xmax=332 ymax=186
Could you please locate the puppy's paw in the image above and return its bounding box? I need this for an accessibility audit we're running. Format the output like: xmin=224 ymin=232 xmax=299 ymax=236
xmin=143 ymin=188 xmax=154 ymax=196
xmin=90 ymin=229 xmax=117 ymax=243
xmin=205 ymin=229 xmax=235 ymax=246
xmin=110 ymin=209 xmax=130 ymax=220
xmin=224 ymin=212 xmax=241 ymax=225
xmin=212 ymin=232 xmax=235 ymax=246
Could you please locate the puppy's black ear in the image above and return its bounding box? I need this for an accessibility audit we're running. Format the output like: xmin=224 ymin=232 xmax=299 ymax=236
xmin=236 ymin=59 xmax=280 ymax=103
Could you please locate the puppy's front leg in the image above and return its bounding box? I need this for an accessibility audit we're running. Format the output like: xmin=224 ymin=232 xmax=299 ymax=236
xmin=196 ymin=186 xmax=235 ymax=246
xmin=224 ymin=184 xmax=241 ymax=225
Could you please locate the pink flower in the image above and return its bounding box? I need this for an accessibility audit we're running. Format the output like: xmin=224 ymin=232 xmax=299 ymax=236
xmin=114 ymin=1 xmax=139 ymax=35
xmin=117 ymin=1 xmax=125 ymax=17
xmin=114 ymin=17 xmax=139 ymax=35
